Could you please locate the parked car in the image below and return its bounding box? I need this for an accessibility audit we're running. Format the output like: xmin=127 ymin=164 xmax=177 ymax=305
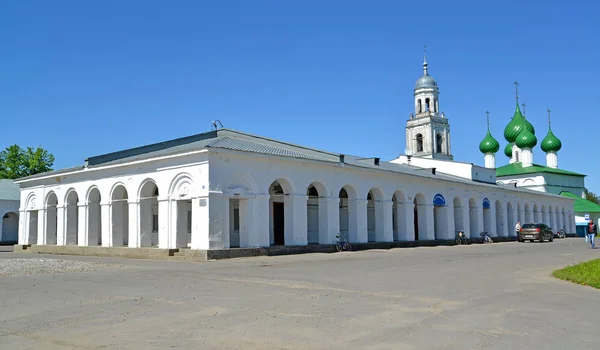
xmin=518 ymin=223 xmax=554 ymax=242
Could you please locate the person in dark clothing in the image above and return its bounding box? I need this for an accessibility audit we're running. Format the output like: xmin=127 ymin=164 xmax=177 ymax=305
xmin=587 ymin=219 xmax=597 ymax=249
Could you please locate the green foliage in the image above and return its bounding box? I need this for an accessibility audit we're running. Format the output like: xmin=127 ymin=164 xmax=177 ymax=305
xmin=553 ymin=259 xmax=600 ymax=289
xmin=584 ymin=188 xmax=600 ymax=205
xmin=0 ymin=145 xmax=55 ymax=179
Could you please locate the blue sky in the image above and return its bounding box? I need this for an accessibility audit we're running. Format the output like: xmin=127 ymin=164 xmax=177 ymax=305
xmin=1 ymin=1 xmax=598 ymax=190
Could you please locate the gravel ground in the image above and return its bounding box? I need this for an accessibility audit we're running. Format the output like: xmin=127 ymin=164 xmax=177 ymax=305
xmin=0 ymin=257 xmax=121 ymax=277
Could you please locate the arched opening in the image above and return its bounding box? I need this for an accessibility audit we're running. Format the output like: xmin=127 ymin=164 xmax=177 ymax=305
xmin=414 ymin=193 xmax=427 ymax=240
xmin=433 ymin=194 xmax=447 ymax=240
xmin=453 ymin=197 xmax=463 ymax=237
xmin=139 ymin=181 xmax=159 ymax=247
xmin=306 ymin=184 xmax=320 ymax=244
xmin=87 ymin=188 xmax=102 ymax=246
xmin=495 ymin=200 xmax=504 ymax=237
xmin=168 ymin=174 xmax=195 ymax=249
xmin=45 ymin=192 xmax=58 ymax=245
xmin=507 ymin=202 xmax=515 ymax=237
xmin=468 ymin=197 xmax=478 ymax=238
xmin=367 ymin=191 xmax=375 ymax=242
xmin=392 ymin=191 xmax=407 ymax=241
xmin=482 ymin=198 xmax=492 ymax=234
xmin=561 ymin=208 xmax=567 ymax=232
xmin=111 ymin=185 xmax=129 ymax=247
xmin=1 ymin=212 xmax=18 ymax=242
xmin=268 ymin=179 xmax=294 ymax=246
xmin=65 ymin=190 xmax=79 ymax=245
xmin=339 ymin=185 xmax=358 ymax=242
xmin=524 ymin=203 xmax=531 ymax=223
xmin=435 ymin=99 xmax=439 ymax=113
xmin=367 ymin=188 xmax=385 ymax=242
xmin=418 ymin=99 xmax=422 ymax=113
xmin=416 ymin=134 xmax=424 ymax=152
xmin=425 ymin=98 xmax=430 ymax=112
xmin=436 ymin=134 xmax=443 ymax=154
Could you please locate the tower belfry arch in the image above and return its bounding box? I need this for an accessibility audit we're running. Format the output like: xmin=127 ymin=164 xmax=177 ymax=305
xmin=405 ymin=48 xmax=453 ymax=160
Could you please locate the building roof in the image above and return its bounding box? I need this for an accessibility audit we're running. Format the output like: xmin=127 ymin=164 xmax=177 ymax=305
xmin=0 ymin=179 xmax=20 ymax=201
xmin=496 ymin=162 xmax=585 ymax=177
xmin=10 ymin=129 xmax=574 ymax=199
xmin=560 ymin=191 xmax=600 ymax=213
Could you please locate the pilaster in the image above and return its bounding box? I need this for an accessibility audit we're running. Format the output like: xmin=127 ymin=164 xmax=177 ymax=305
xmin=352 ymin=198 xmax=368 ymax=243
xmin=397 ymin=201 xmax=414 ymax=241
xmin=128 ymin=201 xmax=140 ymax=248
xmin=37 ymin=208 xmax=46 ymax=245
xmin=288 ymin=194 xmax=308 ymax=246
xmin=157 ymin=199 xmax=169 ymax=249
xmin=56 ymin=206 xmax=66 ymax=245
xmin=78 ymin=204 xmax=87 ymax=246
xmin=422 ymin=203 xmax=435 ymax=240
xmin=100 ymin=203 xmax=111 ymax=247
xmin=250 ymin=194 xmax=270 ymax=247
xmin=320 ymin=197 xmax=340 ymax=245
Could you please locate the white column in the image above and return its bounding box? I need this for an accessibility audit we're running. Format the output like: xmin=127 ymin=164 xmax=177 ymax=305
xmin=288 ymin=194 xmax=308 ymax=246
xmin=379 ymin=200 xmax=394 ymax=242
xmin=128 ymin=201 xmax=140 ymax=248
xmin=484 ymin=154 xmax=496 ymax=169
xmin=489 ymin=208 xmax=497 ymax=237
xmin=546 ymin=152 xmax=558 ymax=169
xmin=551 ymin=211 xmax=557 ymax=233
xmin=157 ymin=199 xmax=169 ymax=249
xmin=475 ymin=206 xmax=484 ymax=236
xmin=510 ymin=207 xmax=518 ymax=236
xmin=249 ymin=194 xmax=270 ymax=247
xmin=319 ymin=197 xmax=339 ymax=245
xmin=462 ymin=205 xmax=471 ymax=238
xmin=353 ymin=198 xmax=368 ymax=243
xmin=521 ymin=148 xmax=533 ymax=167
xmin=396 ymin=201 xmax=413 ymax=241
xmin=78 ymin=204 xmax=87 ymax=246
xmin=445 ymin=207 xmax=455 ymax=239
xmin=192 ymin=194 xmax=228 ymax=250
xmin=56 ymin=206 xmax=66 ymax=245
xmin=37 ymin=208 xmax=46 ymax=245
xmin=17 ymin=210 xmax=25 ymax=244
xmin=100 ymin=203 xmax=111 ymax=247
xmin=423 ymin=204 xmax=435 ymax=240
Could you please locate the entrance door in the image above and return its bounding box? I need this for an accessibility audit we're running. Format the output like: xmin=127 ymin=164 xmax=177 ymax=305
xmin=414 ymin=206 xmax=419 ymax=241
xmin=273 ymin=202 xmax=285 ymax=245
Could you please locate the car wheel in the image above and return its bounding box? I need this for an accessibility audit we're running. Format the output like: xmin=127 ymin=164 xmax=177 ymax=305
xmin=549 ymin=235 xmax=554 ymax=242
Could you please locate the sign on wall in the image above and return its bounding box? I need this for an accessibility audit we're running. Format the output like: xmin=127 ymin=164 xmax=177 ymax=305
xmin=482 ymin=198 xmax=491 ymax=209
xmin=585 ymin=214 xmax=590 ymax=221
xmin=433 ymin=193 xmax=446 ymax=207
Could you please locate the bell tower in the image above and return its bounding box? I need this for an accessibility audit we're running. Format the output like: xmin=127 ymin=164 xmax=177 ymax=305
xmin=405 ymin=47 xmax=453 ymax=160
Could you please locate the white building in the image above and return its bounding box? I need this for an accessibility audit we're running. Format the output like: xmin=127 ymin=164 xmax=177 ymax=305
xmin=15 ymin=57 xmax=576 ymax=252
xmin=0 ymin=179 xmax=20 ymax=244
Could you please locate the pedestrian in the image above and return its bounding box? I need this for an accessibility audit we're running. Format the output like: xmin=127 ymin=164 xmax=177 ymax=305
xmin=587 ymin=219 xmax=597 ymax=249
xmin=515 ymin=221 xmax=521 ymax=235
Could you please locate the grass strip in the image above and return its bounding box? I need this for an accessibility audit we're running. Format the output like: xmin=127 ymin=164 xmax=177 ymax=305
xmin=553 ymin=259 xmax=600 ymax=289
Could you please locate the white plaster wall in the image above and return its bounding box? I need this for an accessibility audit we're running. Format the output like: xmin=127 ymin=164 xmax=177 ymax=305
xmin=391 ymin=156 xmax=496 ymax=184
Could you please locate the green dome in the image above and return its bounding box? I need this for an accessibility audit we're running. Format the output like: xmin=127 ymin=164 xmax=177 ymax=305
xmin=503 ymin=102 xmax=535 ymax=142
xmin=541 ymin=129 xmax=562 ymax=153
xmin=515 ymin=128 xmax=537 ymax=149
xmin=479 ymin=131 xmax=500 ymax=154
xmin=504 ymin=143 xmax=513 ymax=158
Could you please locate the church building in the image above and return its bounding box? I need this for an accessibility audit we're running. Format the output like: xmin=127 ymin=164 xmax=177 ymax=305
xmin=15 ymin=56 xmax=576 ymax=253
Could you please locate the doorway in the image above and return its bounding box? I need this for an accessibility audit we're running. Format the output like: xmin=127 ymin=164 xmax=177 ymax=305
xmin=273 ymin=202 xmax=285 ymax=245
xmin=414 ymin=205 xmax=419 ymax=240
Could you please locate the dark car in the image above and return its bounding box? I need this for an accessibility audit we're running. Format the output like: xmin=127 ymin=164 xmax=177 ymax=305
xmin=518 ymin=223 xmax=554 ymax=243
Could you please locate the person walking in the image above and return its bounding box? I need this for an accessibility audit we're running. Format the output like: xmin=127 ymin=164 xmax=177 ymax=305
xmin=587 ymin=219 xmax=597 ymax=249
xmin=515 ymin=221 xmax=521 ymax=236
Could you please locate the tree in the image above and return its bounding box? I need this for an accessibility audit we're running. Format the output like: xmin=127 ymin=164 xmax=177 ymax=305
xmin=0 ymin=145 xmax=55 ymax=179
xmin=584 ymin=188 xmax=600 ymax=205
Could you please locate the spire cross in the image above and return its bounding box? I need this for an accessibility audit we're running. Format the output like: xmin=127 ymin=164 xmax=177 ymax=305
xmin=485 ymin=111 xmax=490 ymax=131
xmin=547 ymin=108 xmax=552 ymax=128
xmin=422 ymin=44 xmax=428 ymax=75
xmin=522 ymin=103 xmax=527 ymax=117
xmin=514 ymin=81 xmax=519 ymax=102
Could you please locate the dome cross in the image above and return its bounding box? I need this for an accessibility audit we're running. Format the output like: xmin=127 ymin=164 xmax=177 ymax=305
xmin=547 ymin=108 xmax=552 ymax=130
xmin=514 ymin=81 xmax=519 ymax=102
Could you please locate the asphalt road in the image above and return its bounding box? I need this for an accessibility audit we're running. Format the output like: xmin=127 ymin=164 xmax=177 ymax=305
xmin=0 ymin=239 xmax=598 ymax=350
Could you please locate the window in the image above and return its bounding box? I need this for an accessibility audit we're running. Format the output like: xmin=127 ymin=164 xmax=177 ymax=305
xmin=425 ymin=98 xmax=430 ymax=112
xmin=436 ymin=134 xmax=443 ymax=153
xmin=152 ymin=214 xmax=158 ymax=232
xmin=417 ymin=99 xmax=422 ymax=113
xmin=416 ymin=134 xmax=423 ymax=152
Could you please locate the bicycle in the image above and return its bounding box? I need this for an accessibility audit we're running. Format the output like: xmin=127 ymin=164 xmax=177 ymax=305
xmin=455 ymin=230 xmax=469 ymax=245
xmin=335 ymin=232 xmax=352 ymax=252
xmin=480 ymin=231 xmax=493 ymax=244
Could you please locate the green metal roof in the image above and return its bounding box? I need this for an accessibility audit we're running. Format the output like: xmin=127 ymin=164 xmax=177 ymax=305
xmin=560 ymin=191 xmax=600 ymax=213
xmin=496 ymin=162 xmax=585 ymax=177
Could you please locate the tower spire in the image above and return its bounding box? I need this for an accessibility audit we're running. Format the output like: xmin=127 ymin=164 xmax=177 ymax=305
xmin=423 ymin=45 xmax=428 ymax=76
xmin=514 ymin=81 xmax=519 ymax=103
xmin=486 ymin=110 xmax=490 ymax=131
